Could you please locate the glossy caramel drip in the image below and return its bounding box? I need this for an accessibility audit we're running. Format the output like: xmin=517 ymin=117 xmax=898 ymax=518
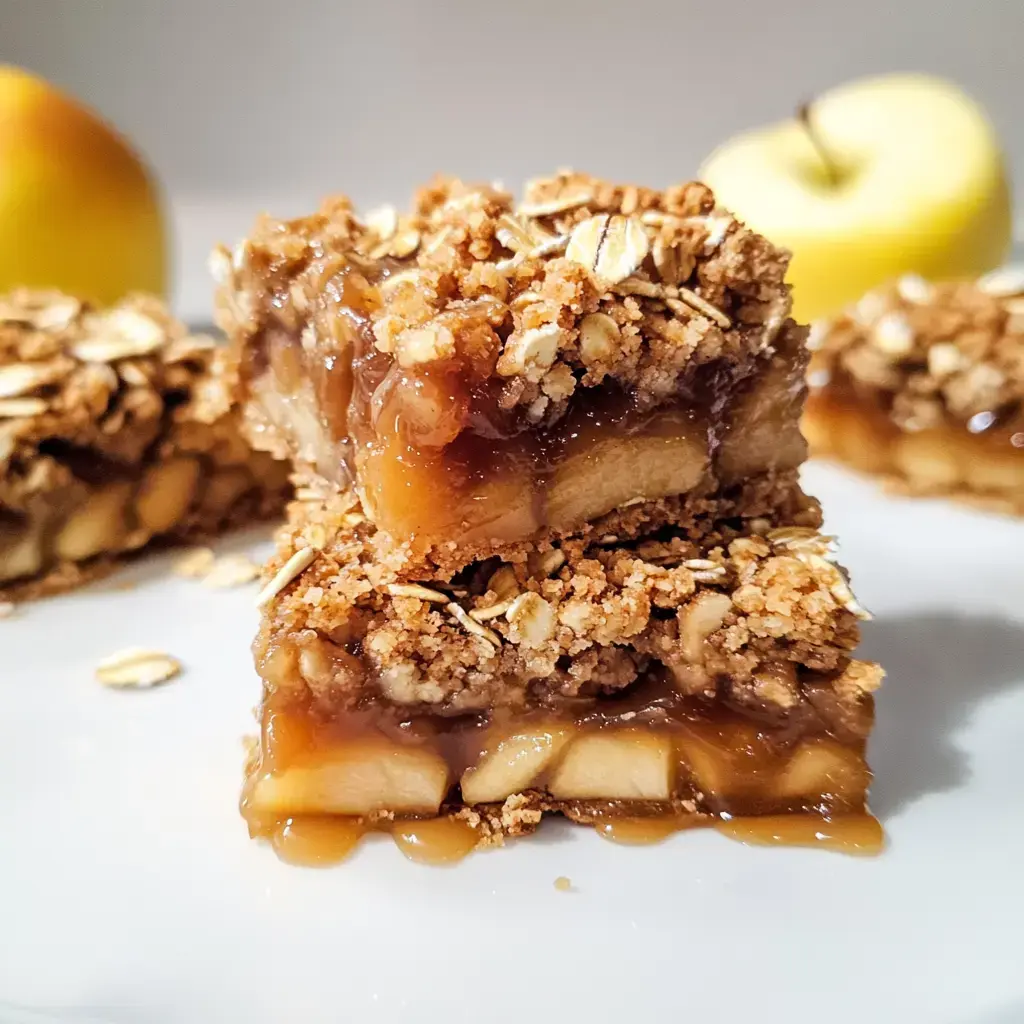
xmin=270 ymin=816 xmax=368 ymax=866
xmin=595 ymin=816 xmax=697 ymax=845
xmin=391 ymin=819 xmax=480 ymax=865
xmin=715 ymin=813 xmax=884 ymax=855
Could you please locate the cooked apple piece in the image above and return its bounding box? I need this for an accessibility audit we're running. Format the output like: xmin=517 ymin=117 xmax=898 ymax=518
xmin=546 ymin=408 xmax=708 ymax=530
xmin=460 ymin=724 xmax=573 ymax=804
xmin=252 ymin=366 xmax=341 ymax=481
xmin=0 ymin=515 xmax=44 ymax=583
xmin=676 ymin=720 xmax=780 ymax=806
xmin=359 ymin=432 xmax=538 ymax=544
xmin=55 ymin=481 xmax=133 ymax=561
xmin=134 ymin=456 xmax=200 ymax=534
xmin=963 ymin=444 xmax=1024 ymax=495
xmin=248 ymin=739 xmax=450 ymax=816
xmin=198 ymin=467 xmax=254 ymax=516
xmin=893 ymin=430 xmax=962 ymax=490
xmin=547 ymin=729 xmax=673 ymax=801
xmin=804 ymin=395 xmax=897 ymax=475
xmin=718 ymin=357 xmax=807 ymax=482
xmin=775 ymin=739 xmax=870 ymax=808
xmin=833 ymin=404 xmax=896 ymax=475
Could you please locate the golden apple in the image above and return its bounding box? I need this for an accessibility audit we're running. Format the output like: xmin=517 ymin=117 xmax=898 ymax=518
xmin=700 ymin=74 xmax=1011 ymax=322
xmin=0 ymin=64 xmax=166 ymax=304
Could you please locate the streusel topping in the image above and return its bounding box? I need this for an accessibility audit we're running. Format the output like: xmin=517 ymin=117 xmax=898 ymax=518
xmin=0 ymin=289 xmax=233 ymax=476
xmin=810 ymin=273 xmax=1024 ymax=432
xmin=254 ymin=489 xmax=876 ymax=726
xmin=214 ymin=171 xmax=794 ymax=427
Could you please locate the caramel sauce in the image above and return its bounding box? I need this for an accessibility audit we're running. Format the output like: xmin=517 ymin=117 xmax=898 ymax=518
xmin=247 ymin=812 xmax=481 ymax=867
xmin=595 ymin=816 xmax=697 ymax=845
xmin=391 ymin=818 xmax=479 ymax=865
xmin=715 ymin=813 xmax=884 ymax=855
xmin=270 ymin=815 xmax=367 ymax=866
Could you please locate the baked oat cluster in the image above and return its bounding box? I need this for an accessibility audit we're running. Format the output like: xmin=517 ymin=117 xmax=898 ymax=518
xmin=258 ymin=488 xmax=876 ymax=736
xmin=805 ymin=268 xmax=1024 ymax=514
xmin=0 ymin=289 xmax=290 ymax=599
xmin=214 ymin=171 xmax=792 ymax=432
xmin=810 ymin=270 xmax=1024 ymax=431
xmin=223 ymin=172 xmax=884 ymax=862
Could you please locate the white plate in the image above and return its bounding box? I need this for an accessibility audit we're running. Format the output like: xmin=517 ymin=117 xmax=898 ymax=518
xmin=1 ymin=463 xmax=1022 ymax=1024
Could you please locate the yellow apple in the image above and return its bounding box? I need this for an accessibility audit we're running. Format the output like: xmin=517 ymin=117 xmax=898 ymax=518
xmin=700 ymin=74 xmax=1011 ymax=322
xmin=0 ymin=65 xmax=167 ymax=304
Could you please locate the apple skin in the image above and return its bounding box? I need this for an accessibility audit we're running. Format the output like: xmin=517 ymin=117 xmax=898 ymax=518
xmin=700 ymin=74 xmax=1012 ymax=323
xmin=0 ymin=64 xmax=167 ymax=305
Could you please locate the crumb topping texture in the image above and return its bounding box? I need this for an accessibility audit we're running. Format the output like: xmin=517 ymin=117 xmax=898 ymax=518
xmin=0 ymin=289 xmax=239 ymax=508
xmin=810 ymin=272 xmax=1024 ymax=432
xmin=215 ymin=170 xmax=795 ymax=446
xmin=254 ymin=487 xmax=876 ymax=734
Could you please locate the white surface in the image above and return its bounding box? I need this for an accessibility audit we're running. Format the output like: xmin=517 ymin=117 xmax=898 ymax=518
xmin=1 ymin=463 xmax=1023 ymax=1024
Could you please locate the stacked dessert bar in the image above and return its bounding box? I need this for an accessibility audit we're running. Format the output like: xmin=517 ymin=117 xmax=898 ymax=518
xmin=0 ymin=290 xmax=290 ymax=600
xmin=804 ymin=270 xmax=1024 ymax=515
xmin=217 ymin=172 xmax=883 ymax=861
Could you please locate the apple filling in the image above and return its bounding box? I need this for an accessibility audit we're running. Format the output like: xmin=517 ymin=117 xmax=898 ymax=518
xmin=0 ymin=449 xmax=288 ymax=590
xmin=250 ymin=321 xmax=807 ymax=550
xmin=242 ymin=679 xmax=879 ymax=864
xmin=805 ymin=390 xmax=1024 ymax=511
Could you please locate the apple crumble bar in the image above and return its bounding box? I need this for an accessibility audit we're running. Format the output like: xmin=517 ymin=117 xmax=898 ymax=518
xmin=215 ymin=171 xmax=804 ymax=573
xmin=804 ymin=270 xmax=1024 ymax=513
xmin=0 ymin=290 xmax=290 ymax=600
xmin=219 ymin=173 xmax=883 ymax=864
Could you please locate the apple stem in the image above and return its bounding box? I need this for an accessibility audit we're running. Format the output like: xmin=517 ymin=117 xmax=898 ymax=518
xmin=797 ymin=102 xmax=841 ymax=188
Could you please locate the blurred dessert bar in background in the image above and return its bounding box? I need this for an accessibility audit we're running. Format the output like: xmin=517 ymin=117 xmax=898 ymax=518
xmin=217 ymin=172 xmax=883 ymax=863
xmin=0 ymin=290 xmax=290 ymax=600
xmin=804 ymin=269 xmax=1024 ymax=515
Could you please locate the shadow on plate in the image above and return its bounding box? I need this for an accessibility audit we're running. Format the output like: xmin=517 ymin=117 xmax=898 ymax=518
xmin=859 ymin=612 xmax=1024 ymax=817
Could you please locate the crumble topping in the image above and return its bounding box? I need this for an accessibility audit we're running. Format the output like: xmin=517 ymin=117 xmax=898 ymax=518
xmin=254 ymin=489 xmax=875 ymax=727
xmin=810 ymin=274 xmax=1024 ymax=432
xmin=0 ymin=290 xmax=247 ymax=511
xmin=215 ymin=171 xmax=795 ymax=427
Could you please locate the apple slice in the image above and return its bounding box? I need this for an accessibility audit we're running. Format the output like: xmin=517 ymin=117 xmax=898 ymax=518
xmin=547 ymin=729 xmax=674 ymax=801
xmin=545 ymin=408 xmax=708 ymax=531
xmin=359 ymin=432 xmax=538 ymax=546
xmin=248 ymin=740 xmax=450 ymax=816
xmin=134 ymin=456 xmax=200 ymax=535
xmin=893 ymin=431 xmax=963 ymax=491
xmin=676 ymin=721 xmax=779 ymax=807
xmin=460 ymin=724 xmax=573 ymax=804
xmin=55 ymin=481 xmax=134 ymax=561
xmin=775 ymin=739 xmax=870 ymax=809
xmin=717 ymin=353 xmax=807 ymax=483
xmin=0 ymin=516 xmax=44 ymax=583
